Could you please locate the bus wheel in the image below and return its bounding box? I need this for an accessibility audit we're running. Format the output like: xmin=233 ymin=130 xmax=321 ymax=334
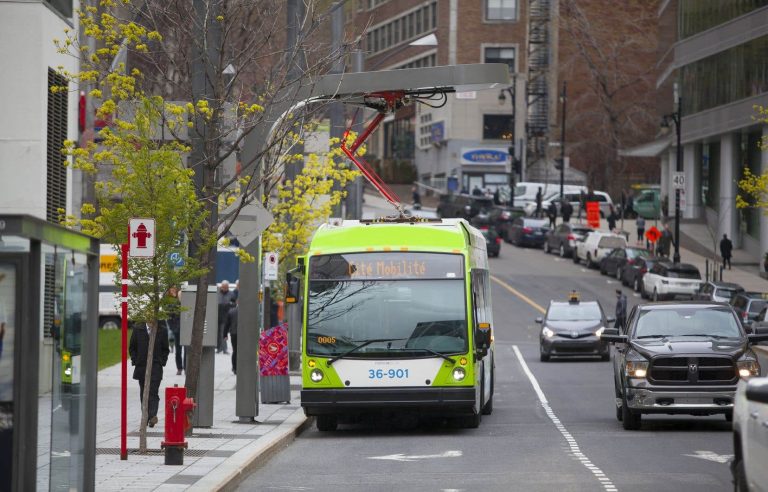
xmin=316 ymin=415 xmax=337 ymax=432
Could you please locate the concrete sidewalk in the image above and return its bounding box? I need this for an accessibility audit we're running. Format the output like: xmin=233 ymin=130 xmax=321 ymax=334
xmin=94 ymin=347 xmax=307 ymax=491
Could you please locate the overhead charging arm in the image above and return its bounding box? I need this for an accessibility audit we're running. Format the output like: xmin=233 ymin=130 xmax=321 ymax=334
xmin=340 ymin=91 xmax=407 ymax=214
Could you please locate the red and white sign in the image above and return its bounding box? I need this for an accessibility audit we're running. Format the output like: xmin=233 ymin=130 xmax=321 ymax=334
xmin=264 ymin=251 xmax=279 ymax=281
xmin=129 ymin=218 xmax=156 ymax=257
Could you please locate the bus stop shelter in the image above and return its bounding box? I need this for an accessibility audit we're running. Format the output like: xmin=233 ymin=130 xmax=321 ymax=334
xmin=0 ymin=215 xmax=99 ymax=491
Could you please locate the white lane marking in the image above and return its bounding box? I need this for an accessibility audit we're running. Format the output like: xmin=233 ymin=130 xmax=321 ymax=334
xmin=368 ymin=450 xmax=462 ymax=462
xmin=512 ymin=345 xmax=618 ymax=491
xmin=684 ymin=450 xmax=733 ymax=464
xmin=606 ymin=280 xmax=615 ymax=284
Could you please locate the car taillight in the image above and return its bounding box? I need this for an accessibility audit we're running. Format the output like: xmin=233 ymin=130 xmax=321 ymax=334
xmin=742 ymin=311 xmax=749 ymax=320
xmin=495 ymin=237 xmax=502 ymax=244
xmin=523 ymin=227 xmax=533 ymax=233
xmin=567 ymin=234 xmax=575 ymax=241
xmin=480 ymin=226 xmax=489 ymax=230
xmin=627 ymin=259 xmax=635 ymax=265
xmin=640 ymin=268 xmax=647 ymax=274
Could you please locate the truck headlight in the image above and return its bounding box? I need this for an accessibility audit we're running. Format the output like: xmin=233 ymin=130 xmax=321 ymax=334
xmin=310 ymin=369 xmax=324 ymax=383
xmin=625 ymin=360 xmax=648 ymax=378
xmin=542 ymin=327 xmax=555 ymax=339
xmin=737 ymin=360 xmax=760 ymax=379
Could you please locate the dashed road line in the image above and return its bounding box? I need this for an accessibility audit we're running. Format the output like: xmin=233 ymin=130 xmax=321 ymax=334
xmin=512 ymin=345 xmax=618 ymax=491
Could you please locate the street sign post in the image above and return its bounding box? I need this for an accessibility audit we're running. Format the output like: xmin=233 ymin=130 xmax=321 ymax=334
xmin=129 ymin=218 xmax=156 ymax=257
xmin=672 ymin=172 xmax=686 ymax=190
xmin=264 ymin=252 xmax=279 ymax=281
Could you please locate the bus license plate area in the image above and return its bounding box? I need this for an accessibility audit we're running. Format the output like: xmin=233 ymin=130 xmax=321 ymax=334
xmin=333 ymin=358 xmax=445 ymax=387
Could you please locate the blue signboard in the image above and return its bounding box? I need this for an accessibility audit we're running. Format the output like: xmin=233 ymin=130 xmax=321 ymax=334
xmin=430 ymin=121 xmax=445 ymax=143
xmin=461 ymin=148 xmax=508 ymax=165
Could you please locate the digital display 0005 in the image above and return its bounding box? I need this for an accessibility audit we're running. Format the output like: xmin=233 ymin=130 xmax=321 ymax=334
xmin=309 ymin=252 xmax=464 ymax=280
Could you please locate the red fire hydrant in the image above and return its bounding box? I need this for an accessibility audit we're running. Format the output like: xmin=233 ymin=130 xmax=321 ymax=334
xmin=132 ymin=223 xmax=152 ymax=249
xmin=162 ymin=385 xmax=195 ymax=465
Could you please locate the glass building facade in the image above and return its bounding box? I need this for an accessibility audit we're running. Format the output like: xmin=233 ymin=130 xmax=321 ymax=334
xmin=679 ymin=0 xmax=768 ymax=39
xmin=681 ymin=35 xmax=768 ymax=114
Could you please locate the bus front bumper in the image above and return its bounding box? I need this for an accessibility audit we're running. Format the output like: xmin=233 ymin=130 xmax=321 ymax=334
xmin=301 ymin=387 xmax=476 ymax=416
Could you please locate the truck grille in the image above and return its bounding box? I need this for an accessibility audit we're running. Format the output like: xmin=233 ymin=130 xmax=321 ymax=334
xmin=649 ymin=356 xmax=736 ymax=385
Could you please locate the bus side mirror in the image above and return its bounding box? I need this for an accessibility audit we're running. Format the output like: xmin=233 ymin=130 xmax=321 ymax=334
xmin=285 ymin=272 xmax=300 ymax=304
xmin=475 ymin=322 xmax=492 ymax=356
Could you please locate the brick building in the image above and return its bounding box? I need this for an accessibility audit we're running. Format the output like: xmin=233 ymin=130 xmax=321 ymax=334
xmin=355 ymin=0 xmax=527 ymax=195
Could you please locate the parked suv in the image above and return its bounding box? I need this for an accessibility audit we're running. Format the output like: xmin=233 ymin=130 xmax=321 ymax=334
xmin=574 ymin=232 xmax=627 ymax=268
xmin=731 ymin=292 xmax=768 ymax=329
xmin=437 ymin=194 xmax=494 ymax=220
xmin=641 ymin=261 xmax=702 ymax=301
xmin=732 ymin=374 xmax=768 ymax=491
xmin=602 ymin=302 xmax=768 ymax=430
xmin=543 ymin=223 xmax=593 ymax=258
xmin=621 ymin=256 xmax=662 ymax=293
xmin=693 ymin=281 xmax=745 ymax=303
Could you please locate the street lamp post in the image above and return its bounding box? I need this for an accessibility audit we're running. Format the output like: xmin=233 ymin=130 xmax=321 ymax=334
xmin=662 ymin=87 xmax=683 ymax=264
xmin=559 ymin=81 xmax=567 ymax=199
xmin=499 ymin=76 xmax=518 ymax=208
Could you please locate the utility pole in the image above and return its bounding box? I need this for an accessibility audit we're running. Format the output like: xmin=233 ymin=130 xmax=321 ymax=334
xmin=673 ymin=89 xmax=682 ymax=264
xmin=329 ymin=2 xmax=345 ymax=218
xmin=560 ymin=81 xmax=567 ymax=199
xmin=346 ymin=49 xmax=365 ymax=220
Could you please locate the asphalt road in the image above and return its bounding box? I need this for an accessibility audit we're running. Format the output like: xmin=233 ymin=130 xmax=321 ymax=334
xmin=238 ymin=240 xmax=734 ymax=492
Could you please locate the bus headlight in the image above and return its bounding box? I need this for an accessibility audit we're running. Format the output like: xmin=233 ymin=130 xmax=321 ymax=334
xmin=542 ymin=327 xmax=555 ymax=339
xmin=310 ymin=369 xmax=324 ymax=383
xmin=738 ymin=360 xmax=760 ymax=379
xmin=452 ymin=367 xmax=466 ymax=381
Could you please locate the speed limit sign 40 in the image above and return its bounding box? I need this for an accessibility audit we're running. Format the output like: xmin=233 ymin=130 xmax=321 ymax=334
xmin=673 ymin=172 xmax=686 ymax=190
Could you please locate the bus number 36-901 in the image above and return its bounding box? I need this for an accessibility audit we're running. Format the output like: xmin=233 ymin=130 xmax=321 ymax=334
xmin=368 ymin=369 xmax=409 ymax=379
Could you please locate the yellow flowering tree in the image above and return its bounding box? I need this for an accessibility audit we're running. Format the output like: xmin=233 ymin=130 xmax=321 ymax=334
xmin=262 ymin=135 xmax=361 ymax=295
xmin=737 ymin=106 xmax=768 ymax=233
xmin=55 ymin=0 xmax=355 ymax=404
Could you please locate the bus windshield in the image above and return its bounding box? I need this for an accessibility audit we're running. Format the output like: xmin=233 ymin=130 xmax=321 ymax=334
xmin=306 ymin=253 xmax=467 ymax=357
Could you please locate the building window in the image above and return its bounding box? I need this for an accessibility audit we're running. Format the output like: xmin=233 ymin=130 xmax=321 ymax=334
xmin=366 ymin=1 xmax=438 ymax=56
xmin=483 ymin=114 xmax=514 ymax=140
xmin=679 ymin=0 xmax=768 ymax=39
xmin=484 ymin=47 xmax=516 ymax=71
xmin=486 ymin=0 xmax=517 ymax=21
xmin=44 ymin=0 xmax=73 ymax=19
xmin=739 ymin=131 xmax=763 ymax=238
xmin=682 ymin=34 xmax=768 ymax=114
xmin=47 ymin=68 xmax=68 ymax=223
xmin=702 ymin=141 xmax=720 ymax=211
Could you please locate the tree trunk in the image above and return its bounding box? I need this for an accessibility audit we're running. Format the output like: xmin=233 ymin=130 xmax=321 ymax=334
xmin=139 ymin=320 xmax=158 ymax=453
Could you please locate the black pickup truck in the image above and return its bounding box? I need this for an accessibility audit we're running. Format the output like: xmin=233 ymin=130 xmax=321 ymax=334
xmin=602 ymin=302 xmax=768 ymax=430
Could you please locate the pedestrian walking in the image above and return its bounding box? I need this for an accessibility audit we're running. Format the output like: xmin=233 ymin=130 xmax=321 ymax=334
xmin=657 ymin=223 xmax=673 ymax=257
xmin=615 ymin=289 xmax=627 ymax=330
xmin=411 ymin=185 xmax=421 ymax=210
xmin=129 ymin=322 xmax=170 ymax=427
xmin=547 ymin=201 xmax=557 ymax=228
xmin=607 ymin=206 xmax=617 ymax=232
xmin=720 ymin=234 xmax=733 ymax=270
xmin=224 ymin=300 xmax=238 ymax=374
xmin=472 ymin=185 xmax=483 ymax=196
xmin=164 ymin=286 xmax=183 ymax=375
xmin=535 ymin=187 xmax=543 ymax=218
xmin=561 ymin=199 xmax=573 ymax=223
xmin=217 ymin=280 xmax=236 ymax=354
xmin=578 ymin=190 xmax=586 ymax=220
xmin=635 ymin=216 xmax=646 ymax=245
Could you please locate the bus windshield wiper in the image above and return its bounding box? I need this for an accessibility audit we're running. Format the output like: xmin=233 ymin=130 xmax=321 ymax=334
xmin=636 ymin=335 xmax=666 ymax=339
xmin=388 ymin=347 xmax=456 ymax=363
xmin=678 ymin=334 xmax=731 ymax=339
xmin=326 ymin=338 xmax=407 ymax=366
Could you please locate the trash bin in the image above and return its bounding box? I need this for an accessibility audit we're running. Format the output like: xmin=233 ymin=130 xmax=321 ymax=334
xmin=259 ymin=322 xmax=290 ymax=404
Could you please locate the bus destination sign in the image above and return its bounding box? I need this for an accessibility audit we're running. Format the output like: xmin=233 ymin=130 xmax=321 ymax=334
xmin=310 ymin=252 xmax=464 ymax=280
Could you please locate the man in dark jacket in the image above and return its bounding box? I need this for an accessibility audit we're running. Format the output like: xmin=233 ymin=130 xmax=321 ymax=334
xmin=224 ymin=301 xmax=238 ymax=374
xmin=561 ymin=199 xmax=573 ymax=223
xmin=547 ymin=201 xmax=558 ymax=228
xmin=615 ymin=289 xmax=627 ymax=330
xmin=720 ymin=234 xmax=733 ymax=269
xmin=217 ymin=281 xmax=236 ymax=354
xmin=129 ymin=322 xmax=170 ymax=427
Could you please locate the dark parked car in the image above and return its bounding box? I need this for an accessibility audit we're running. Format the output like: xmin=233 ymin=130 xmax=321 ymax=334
xmin=599 ymin=247 xmax=650 ymax=279
xmin=693 ymin=281 xmax=745 ymax=303
xmin=621 ymin=256 xmax=662 ymax=293
xmin=730 ymin=292 xmax=768 ymax=328
xmin=602 ymin=302 xmax=768 ymax=430
xmin=436 ymin=194 xmax=494 ymax=220
xmin=535 ymin=294 xmax=613 ymax=362
xmin=503 ymin=217 xmax=549 ymax=248
xmin=542 ymin=223 xmax=593 ymax=257
xmin=486 ymin=205 xmax=525 ymax=237
xmin=479 ymin=226 xmax=501 ymax=258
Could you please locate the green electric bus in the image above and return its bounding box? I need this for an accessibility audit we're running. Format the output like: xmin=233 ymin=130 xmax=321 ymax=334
xmin=290 ymin=217 xmax=495 ymax=431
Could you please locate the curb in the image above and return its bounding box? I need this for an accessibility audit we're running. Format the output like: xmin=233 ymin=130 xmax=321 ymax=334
xmin=185 ymin=407 xmax=313 ymax=492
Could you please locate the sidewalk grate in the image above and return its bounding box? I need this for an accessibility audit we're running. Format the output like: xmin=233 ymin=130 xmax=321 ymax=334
xmin=96 ymin=448 xmax=235 ymax=458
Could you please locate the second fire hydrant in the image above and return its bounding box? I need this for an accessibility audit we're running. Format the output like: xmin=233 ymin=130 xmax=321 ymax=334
xmin=162 ymin=384 xmax=196 ymax=465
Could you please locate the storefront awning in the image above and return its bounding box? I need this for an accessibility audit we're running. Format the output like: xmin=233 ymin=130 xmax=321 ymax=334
xmin=618 ymin=136 xmax=672 ymax=158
